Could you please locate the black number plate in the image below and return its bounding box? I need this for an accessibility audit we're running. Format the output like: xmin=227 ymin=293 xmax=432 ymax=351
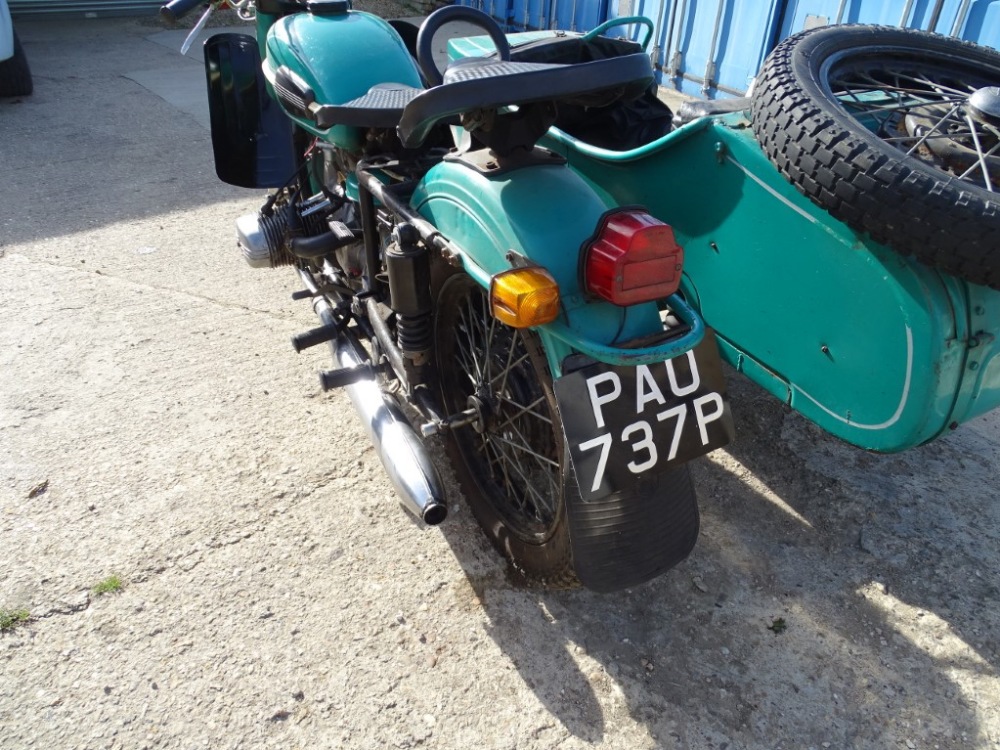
xmin=554 ymin=332 xmax=734 ymax=502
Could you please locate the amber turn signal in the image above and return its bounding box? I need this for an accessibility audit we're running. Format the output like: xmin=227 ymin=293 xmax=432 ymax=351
xmin=489 ymin=267 xmax=561 ymax=328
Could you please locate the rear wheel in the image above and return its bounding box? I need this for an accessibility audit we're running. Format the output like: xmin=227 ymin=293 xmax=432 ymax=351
xmin=434 ymin=273 xmax=577 ymax=587
xmin=0 ymin=31 xmax=32 ymax=97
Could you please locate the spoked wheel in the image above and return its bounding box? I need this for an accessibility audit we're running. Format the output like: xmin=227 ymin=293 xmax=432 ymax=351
xmin=434 ymin=273 xmax=577 ymax=587
xmin=751 ymin=26 xmax=1000 ymax=289
xmin=831 ymin=60 xmax=1000 ymax=189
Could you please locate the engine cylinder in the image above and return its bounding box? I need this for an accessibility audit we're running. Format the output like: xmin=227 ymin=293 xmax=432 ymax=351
xmin=236 ymin=201 xmax=332 ymax=269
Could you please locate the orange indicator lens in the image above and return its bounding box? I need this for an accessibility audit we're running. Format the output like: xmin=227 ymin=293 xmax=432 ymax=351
xmin=489 ymin=267 xmax=561 ymax=328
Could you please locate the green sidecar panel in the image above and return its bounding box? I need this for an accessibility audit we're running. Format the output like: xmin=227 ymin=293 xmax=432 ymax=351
xmin=262 ymin=10 xmax=422 ymax=147
xmin=541 ymin=115 xmax=1000 ymax=452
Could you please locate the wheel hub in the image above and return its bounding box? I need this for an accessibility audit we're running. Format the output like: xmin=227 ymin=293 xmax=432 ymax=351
xmin=969 ymin=86 xmax=1000 ymax=126
xmin=466 ymin=393 xmax=493 ymax=434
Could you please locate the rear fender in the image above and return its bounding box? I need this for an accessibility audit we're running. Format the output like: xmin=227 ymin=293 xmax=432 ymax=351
xmin=409 ymin=159 xmax=697 ymax=377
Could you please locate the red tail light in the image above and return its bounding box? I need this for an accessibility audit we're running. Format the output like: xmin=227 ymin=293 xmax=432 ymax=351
xmin=583 ymin=210 xmax=684 ymax=306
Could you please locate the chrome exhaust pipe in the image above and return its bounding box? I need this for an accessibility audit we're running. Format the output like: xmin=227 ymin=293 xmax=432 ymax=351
xmin=300 ymin=271 xmax=448 ymax=526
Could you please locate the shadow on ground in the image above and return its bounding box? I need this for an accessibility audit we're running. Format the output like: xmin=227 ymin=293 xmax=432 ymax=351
xmin=2 ymin=19 xmax=248 ymax=248
xmin=436 ymin=374 xmax=999 ymax=748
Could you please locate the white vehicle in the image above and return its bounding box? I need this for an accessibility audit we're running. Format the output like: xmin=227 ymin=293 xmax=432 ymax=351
xmin=0 ymin=0 xmax=31 ymax=96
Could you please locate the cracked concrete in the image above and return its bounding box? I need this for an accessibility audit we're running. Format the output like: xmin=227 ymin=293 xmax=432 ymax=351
xmin=2 ymin=12 xmax=999 ymax=750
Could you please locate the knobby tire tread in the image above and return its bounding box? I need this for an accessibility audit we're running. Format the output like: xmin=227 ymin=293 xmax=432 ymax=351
xmin=750 ymin=25 xmax=1000 ymax=290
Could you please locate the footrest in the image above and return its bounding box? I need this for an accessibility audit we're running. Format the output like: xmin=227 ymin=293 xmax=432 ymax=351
xmin=320 ymin=364 xmax=376 ymax=390
xmin=327 ymin=220 xmax=354 ymax=242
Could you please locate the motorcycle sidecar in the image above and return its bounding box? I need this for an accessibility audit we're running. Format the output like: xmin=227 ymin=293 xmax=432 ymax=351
xmin=449 ymin=29 xmax=1000 ymax=452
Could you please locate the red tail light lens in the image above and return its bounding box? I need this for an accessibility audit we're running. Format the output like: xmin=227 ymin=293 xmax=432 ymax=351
xmin=584 ymin=210 xmax=684 ymax=306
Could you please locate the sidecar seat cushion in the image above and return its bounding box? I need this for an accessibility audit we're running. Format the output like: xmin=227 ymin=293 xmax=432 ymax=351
xmin=313 ymin=83 xmax=423 ymax=129
xmin=398 ymin=53 xmax=654 ymax=148
xmin=505 ymin=34 xmax=674 ymax=150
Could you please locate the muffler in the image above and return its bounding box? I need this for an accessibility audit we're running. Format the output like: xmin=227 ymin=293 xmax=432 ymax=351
xmin=299 ymin=270 xmax=448 ymax=526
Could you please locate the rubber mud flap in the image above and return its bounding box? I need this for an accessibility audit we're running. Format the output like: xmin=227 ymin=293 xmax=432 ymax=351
xmin=565 ymin=464 xmax=698 ymax=592
xmin=204 ymin=33 xmax=296 ymax=188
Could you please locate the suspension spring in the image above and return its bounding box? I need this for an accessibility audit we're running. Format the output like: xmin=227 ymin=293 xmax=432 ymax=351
xmin=396 ymin=313 xmax=433 ymax=358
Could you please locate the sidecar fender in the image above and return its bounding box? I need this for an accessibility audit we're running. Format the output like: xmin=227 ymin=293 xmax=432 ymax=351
xmin=410 ymin=159 xmax=691 ymax=376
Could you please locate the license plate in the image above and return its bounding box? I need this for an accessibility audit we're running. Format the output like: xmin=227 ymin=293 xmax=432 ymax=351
xmin=554 ymin=331 xmax=734 ymax=502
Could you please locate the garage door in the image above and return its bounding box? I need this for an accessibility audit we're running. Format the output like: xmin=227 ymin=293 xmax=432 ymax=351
xmin=9 ymin=0 xmax=162 ymax=16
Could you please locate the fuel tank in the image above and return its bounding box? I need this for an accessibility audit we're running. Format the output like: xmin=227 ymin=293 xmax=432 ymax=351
xmin=262 ymin=9 xmax=422 ymax=148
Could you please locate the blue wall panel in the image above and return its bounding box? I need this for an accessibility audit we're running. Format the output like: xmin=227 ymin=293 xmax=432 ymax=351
xmin=488 ymin=0 xmax=608 ymax=30
xmin=609 ymin=0 xmax=783 ymax=97
xmin=778 ymin=0 xmax=1000 ymax=41
xmin=457 ymin=0 xmax=999 ymax=96
xmin=960 ymin=0 xmax=1000 ymax=41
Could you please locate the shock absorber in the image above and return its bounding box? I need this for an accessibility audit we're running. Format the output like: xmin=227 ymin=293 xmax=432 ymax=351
xmin=385 ymin=222 xmax=433 ymax=385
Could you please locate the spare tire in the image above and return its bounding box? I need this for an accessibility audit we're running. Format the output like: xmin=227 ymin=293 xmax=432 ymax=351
xmin=751 ymin=25 xmax=1000 ymax=290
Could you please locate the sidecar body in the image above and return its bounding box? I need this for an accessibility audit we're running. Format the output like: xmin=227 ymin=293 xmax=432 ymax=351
xmin=449 ymin=32 xmax=1000 ymax=453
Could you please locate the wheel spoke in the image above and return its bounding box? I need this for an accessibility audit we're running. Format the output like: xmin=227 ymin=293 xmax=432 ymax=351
xmin=890 ymin=70 xmax=972 ymax=98
xmin=453 ymin=323 xmax=479 ymax=383
xmin=495 ymin=393 xmax=553 ymax=427
xmin=484 ymin=302 xmax=498 ymax=385
xmin=833 ymin=75 xmax=902 ymax=132
xmin=904 ymin=102 xmax=962 ymax=157
xmin=964 ymin=111 xmax=997 ymax=192
xmin=958 ymin=138 xmax=1000 ymax=181
xmin=834 ymin=82 xmax=967 ymax=102
xmin=480 ymin=431 xmax=514 ymax=494
xmin=837 ymin=94 xmax=967 ymax=114
xmin=488 ymin=427 xmax=558 ymax=465
xmin=494 ymin=330 xmax=524 ymax=395
xmin=490 ymin=436 xmax=553 ymax=516
xmin=464 ymin=296 xmax=485 ymax=382
xmin=882 ymin=132 xmax=979 ymax=142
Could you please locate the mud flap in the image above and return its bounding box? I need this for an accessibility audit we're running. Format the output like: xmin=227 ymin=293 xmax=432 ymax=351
xmin=554 ymin=332 xmax=733 ymax=591
xmin=204 ymin=33 xmax=296 ymax=188
xmin=564 ymin=461 xmax=699 ymax=592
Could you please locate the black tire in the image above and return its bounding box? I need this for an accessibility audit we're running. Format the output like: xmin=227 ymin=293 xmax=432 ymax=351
xmin=0 ymin=30 xmax=33 ymax=97
xmin=433 ymin=272 xmax=578 ymax=588
xmin=751 ymin=25 xmax=1000 ymax=289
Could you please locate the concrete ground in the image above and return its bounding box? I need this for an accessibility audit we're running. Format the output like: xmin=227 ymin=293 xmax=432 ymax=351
xmin=1 ymin=12 xmax=999 ymax=750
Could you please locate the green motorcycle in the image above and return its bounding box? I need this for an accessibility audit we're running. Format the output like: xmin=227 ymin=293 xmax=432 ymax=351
xmin=161 ymin=0 xmax=999 ymax=591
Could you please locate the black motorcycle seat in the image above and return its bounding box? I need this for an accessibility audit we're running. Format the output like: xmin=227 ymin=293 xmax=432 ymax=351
xmin=397 ymin=53 xmax=654 ymax=148
xmin=311 ymin=61 xmax=568 ymax=131
xmin=312 ymin=83 xmax=423 ymax=129
xmin=285 ymin=50 xmax=653 ymax=145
